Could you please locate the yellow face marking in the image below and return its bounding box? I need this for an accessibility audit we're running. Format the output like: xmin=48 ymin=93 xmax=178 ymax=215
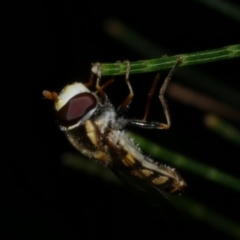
xmin=122 ymin=153 xmax=136 ymax=167
xmin=152 ymin=176 xmax=168 ymax=185
xmin=85 ymin=120 xmax=98 ymax=146
xmin=141 ymin=169 xmax=153 ymax=177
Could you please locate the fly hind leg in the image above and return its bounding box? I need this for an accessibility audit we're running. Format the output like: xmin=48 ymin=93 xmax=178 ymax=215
xmin=129 ymin=57 xmax=182 ymax=130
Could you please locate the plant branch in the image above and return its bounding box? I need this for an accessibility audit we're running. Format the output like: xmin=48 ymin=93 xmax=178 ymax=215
xmin=91 ymin=44 xmax=240 ymax=76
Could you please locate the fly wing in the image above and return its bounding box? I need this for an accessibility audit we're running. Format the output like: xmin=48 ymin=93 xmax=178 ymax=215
xmin=106 ymin=137 xmax=179 ymax=204
xmin=108 ymin=148 xmax=187 ymax=227
xmin=109 ymin=151 xmax=171 ymax=202
xmin=106 ymin=132 xmax=186 ymax=194
xmin=107 ymin=139 xmax=188 ymax=233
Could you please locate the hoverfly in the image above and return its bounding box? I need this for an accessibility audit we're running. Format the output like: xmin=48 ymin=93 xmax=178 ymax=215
xmin=43 ymin=58 xmax=186 ymax=198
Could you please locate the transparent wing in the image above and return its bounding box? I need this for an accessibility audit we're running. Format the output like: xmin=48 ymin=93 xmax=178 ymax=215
xmin=106 ymin=139 xmax=178 ymax=204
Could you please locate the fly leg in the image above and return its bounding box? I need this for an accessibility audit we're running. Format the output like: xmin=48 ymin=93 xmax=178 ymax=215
xmin=84 ymin=71 xmax=94 ymax=88
xmin=117 ymin=61 xmax=134 ymax=116
xmin=128 ymin=57 xmax=182 ymax=130
xmin=142 ymin=73 xmax=160 ymax=122
xmin=91 ymin=62 xmax=114 ymax=103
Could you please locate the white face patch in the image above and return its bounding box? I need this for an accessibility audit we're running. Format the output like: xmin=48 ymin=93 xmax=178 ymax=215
xmin=55 ymin=82 xmax=90 ymax=111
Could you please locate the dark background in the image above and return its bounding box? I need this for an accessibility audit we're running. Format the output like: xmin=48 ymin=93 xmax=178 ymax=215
xmin=5 ymin=1 xmax=240 ymax=239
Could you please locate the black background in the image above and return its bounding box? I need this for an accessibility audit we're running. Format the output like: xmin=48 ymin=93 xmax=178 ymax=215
xmin=5 ymin=1 xmax=240 ymax=239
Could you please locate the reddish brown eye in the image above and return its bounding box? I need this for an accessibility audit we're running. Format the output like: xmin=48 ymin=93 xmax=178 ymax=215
xmin=57 ymin=92 xmax=97 ymax=126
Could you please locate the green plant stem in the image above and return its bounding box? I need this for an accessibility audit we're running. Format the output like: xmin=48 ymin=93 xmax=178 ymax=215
xmin=91 ymin=44 xmax=240 ymax=76
xmin=204 ymin=115 xmax=240 ymax=146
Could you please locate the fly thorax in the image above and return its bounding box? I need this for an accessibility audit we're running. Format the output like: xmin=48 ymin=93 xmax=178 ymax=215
xmin=94 ymin=106 xmax=117 ymax=134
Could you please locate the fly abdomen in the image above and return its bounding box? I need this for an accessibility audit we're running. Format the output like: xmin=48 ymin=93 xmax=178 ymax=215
xmin=140 ymin=166 xmax=186 ymax=194
xmin=127 ymin=165 xmax=186 ymax=194
xmin=115 ymin=134 xmax=186 ymax=194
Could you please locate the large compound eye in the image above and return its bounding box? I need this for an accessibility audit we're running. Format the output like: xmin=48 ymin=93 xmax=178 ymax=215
xmin=57 ymin=92 xmax=97 ymax=126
